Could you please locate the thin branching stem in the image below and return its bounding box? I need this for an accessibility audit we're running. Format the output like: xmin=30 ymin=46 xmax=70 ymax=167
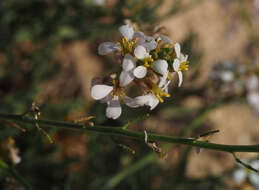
xmin=0 ymin=113 xmax=259 ymax=153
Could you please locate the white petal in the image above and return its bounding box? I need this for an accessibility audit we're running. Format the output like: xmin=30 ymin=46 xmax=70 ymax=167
xmin=100 ymin=93 xmax=112 ymax=103
xmin=158 ymin=71 xmax=169 ymax=88
xmin=173 ymin=59 xmax=180 ymax=72
xmin=159 ymin=34 xmax=172 ymax=44
xmin=122 ymin=54 xmax=136 ymax=72
xmin=133 ymin=66 xmax=147 ymax=78
xmin=119 ymin=71 xmax=134 ymax=87
xmin=178 ymin=71 xmax=183 ymax=87
xmin=134 ymin=31 xmax=145 ymax=44
xmin=233 ymin=169 xmax=247 ymax=183
xmin=98 ymin=42 xmax=119 ymax=55
xmin=106 ymin=96 xmax=122 ymax=119
xmin=142 ymin=40 xmax=157 ymax=51
xmin=180 ymin=53 xmax=188 ymax=62
xmin=91 ymin=85 xmax=113 ymax=100
xmin=124 ymin=96 xmax=140 ymax=108
xmin=134 ymin=94 xmax=159 ymax=110
xmin=162 ymin=80 xmax=171 ymax=93
xmin=149 ymin=95 xmax=159 ymax=110
xmin=174 ymin=43 xmax=181 ymax=58
xmin=134 ymin=45 xmax=149 ymax=60
xmin=119 ymin=24 xmax=134 ymax=41
xmin=152 ymin=59 xmax=168 ymax=75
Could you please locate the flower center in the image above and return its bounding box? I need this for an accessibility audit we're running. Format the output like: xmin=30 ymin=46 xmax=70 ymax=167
xmin=143 ymin=57 xmax=154 ymax=67
xmin=111 ymin=79 xmax=125 ymax=100
xmin=151 ymin=84 xmax=170 ymax=103
xmin=119 ymin=37 xmax=138 ymax=55
xmin=178 ymin=61 xmax=189 ymax=71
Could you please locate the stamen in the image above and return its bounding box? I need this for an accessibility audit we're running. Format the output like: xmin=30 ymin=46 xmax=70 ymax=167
xmin=151 ymin=84 xmax=171 ymax=103
xmin=121 ymin=37 xmax=138 ymax=55
xmin=179 ymin=61 xmax=189 ymax=71
xmin=143 ymin=57 xmax=154 ymax=67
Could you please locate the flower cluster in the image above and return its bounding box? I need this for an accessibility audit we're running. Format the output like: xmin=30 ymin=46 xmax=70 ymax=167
xmin=91 ymin=24 xmax=189 ymax=119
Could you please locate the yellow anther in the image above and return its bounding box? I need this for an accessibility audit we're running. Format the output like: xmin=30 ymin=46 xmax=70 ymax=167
xmin=151 ymin=84 xmax=171 ymax=103
xmin=143 ymin=57 xmax=153 ymax=67
xmin=179 ymin=61 xmax=189 ymax=71
xmin=121 ymin=37 xmax=138 ymax=55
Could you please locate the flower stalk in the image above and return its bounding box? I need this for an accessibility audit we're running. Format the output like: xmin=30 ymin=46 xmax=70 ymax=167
xmin=0 ymin=113 xmax=259 ymax=153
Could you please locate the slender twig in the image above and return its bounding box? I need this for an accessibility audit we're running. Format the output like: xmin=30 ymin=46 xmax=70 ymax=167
xmin=232 ymin=153 xmax=259 ymax=173
xmin=105 ymin=104 xmax=220 ymax=188
xmin=0 ymin=113 xmax=259 ymax=153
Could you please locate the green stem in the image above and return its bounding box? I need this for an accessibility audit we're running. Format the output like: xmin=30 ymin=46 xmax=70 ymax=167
xmin=0 ymin=113 xmax=259 ymax=153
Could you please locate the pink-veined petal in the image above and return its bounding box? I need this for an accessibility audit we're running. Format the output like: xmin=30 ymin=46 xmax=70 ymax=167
xmin=98 ymin=42 xmax=119 ymax=55
xmin=152 ymin=59 xmax=168 ymax=75
xmin=119 ymin=24 xmax=134 ymax=41
xmin=122 ymin=54 xmax=136 ymax=72
xmin=119 ymin=71 xmax=134 ymax=87
xmin=106 ymin=97 xmax=122 ymax=119
xmin=133 ymin=66 xmax=147 ymax=78
xmin=91 ymin=84 xmax=113 ymax=100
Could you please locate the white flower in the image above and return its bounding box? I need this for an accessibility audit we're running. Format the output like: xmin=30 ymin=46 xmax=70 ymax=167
xmin=233 ymin=160 xmax=259 ymax=188
xmin=131 ymin=93 xmax=159 ymax=110
xmin=90 ymin=84 xmax=121 ymax=119
xmin=91 ymin=83 xmax=139 ymax=119
xmin=134 ymin=31 xmax=157 ymax=51
xmin=173 ymin=43 xmax=188 ymax=87
xmin=119 ymin=54 xmax=147 ymax=86
xmin=98 ymin=24 xmax=135 ymax=55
